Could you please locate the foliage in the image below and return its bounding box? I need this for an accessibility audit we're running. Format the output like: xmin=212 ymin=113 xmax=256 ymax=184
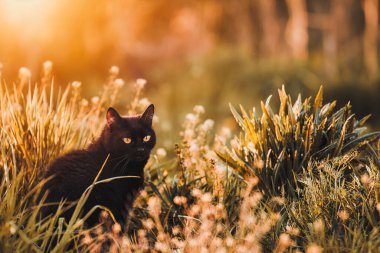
xmin=0 ymin=64 xmax=379 ymax=252
xmin=218 ymin=85 xmax=380 ymax=198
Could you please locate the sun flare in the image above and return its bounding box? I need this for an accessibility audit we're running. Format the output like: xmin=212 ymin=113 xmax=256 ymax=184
xmin=1 ymin=0 xmax=56 ymax=27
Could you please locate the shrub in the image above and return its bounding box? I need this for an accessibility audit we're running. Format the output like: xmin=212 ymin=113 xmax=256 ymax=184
xmin=218 ymin=86 xmax=380 ymax=198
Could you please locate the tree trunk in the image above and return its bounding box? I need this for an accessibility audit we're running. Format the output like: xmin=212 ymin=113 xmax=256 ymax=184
xmin=285 ymin=0 xmax=309 ymax=61
xmin=258 ymin=0 xmax=282 ymax=59
xmin=362 ymin=0 xmax=379 ymax=81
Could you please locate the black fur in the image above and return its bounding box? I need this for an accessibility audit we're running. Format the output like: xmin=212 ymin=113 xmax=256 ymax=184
xmin=39 ymin=105 xmax=156 ymax=228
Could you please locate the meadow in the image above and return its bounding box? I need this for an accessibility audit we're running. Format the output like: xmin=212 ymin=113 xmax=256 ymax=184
xmin=0 ymin=64 xmax=380 ymax=253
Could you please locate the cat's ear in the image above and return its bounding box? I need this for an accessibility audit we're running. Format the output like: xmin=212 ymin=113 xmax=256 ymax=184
xmin=141 ymin=104 xmax=154 ymax=126
xmin=106 ymin=107 xmax=121 ymax=128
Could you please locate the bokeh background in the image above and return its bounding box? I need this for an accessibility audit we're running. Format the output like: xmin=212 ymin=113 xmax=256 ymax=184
xmin=1 ymin=0 xmax=379 ymax=140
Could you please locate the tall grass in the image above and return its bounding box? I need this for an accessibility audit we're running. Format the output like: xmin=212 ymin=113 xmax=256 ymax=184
xmin=0 ymin=63 xmax=379 ymax=252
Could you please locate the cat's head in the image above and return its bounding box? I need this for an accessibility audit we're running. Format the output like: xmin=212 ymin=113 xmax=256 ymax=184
xmin=103 ymin=105 xmax=156 ymax=161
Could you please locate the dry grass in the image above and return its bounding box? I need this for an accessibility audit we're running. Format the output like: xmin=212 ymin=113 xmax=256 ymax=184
xmin=0 ymin=63 xmax=379 ymax=252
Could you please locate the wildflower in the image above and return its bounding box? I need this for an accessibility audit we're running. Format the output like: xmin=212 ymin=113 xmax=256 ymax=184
xmin=201 ymin=119 xmax=214 ymax=131
xmin=306 ymin=244 xmax=323 ymax=253
xmin=201 ymin=192 xmax=212 ymax=203
xmin=220 ymin=127 xmax=231 ymax=138
xmin=143 ymin=219 xmax=155 ymax=230
xmin=114 ymin=78 xmax=125 ymax=88
xmin=109 ymin=66 xmax=120 ymax=76
xmin=272 ymin=197 xmax=286 ymax=205
xmin=248 ymin=177 xmax=260 ymax=186
xmin=184 ymin=129 xmax=194 ymax=139
xmin=225 ymin=236 xmax=235 ymax=247
xmin=275 ymin=233 xmax=294 ymax=252
xmin=71 ymin=81 xmax=81 ymax=89
xmin=174 ymin=196 xmax=182 ymax=205
xmin=101 ymin=210 xmax=109 ymax=219
xmin=157 ymin=232 xmax=167 ymax=241
xmin=140 ymin=190 xmax=148 ymax=198
xmin=19 ymin=67 xmax=31 ymax=80
xmin=337 ymin=210 xmax=349 ymax=221
xmin=185 ymin=113 xmax=197 ymax=123
xmin=139 ymin=98 xmax=151 ymax=108
xmin=156 ymin=148 xmax=167 ymax=159
xmin=148 ymin=196 xmax=161 ymax=217
xmin=82 ymin=233 xmax=92 ymax=245
xmin=189 ymin=143 xmax=199 ymax=153
xmin=138 ymin=229 xmax=147 ymax=237
xmin=180 ymin=196 xmax=187 ymax=205
xmin=136 ymin=78 xmax=147 ymax=89
xmin=43 ymin=60 xmax=53 ymax=73
xmin=91 ymin=96 xmax=100 ymax=104
xmin=189 ymin=204 xmax=201 ymax=216
xmin=192 ymin=188 xmax=202 ymax=198
xmin=313 ymin=219 xmax=324 ymax=233
xmin=194 ymin=105 xmax=205 ymax=114
xmin=172 ymin=226 xmax=181 ymax=235
xmin=81 ymin=99 xmax=89 ymax=107
xmin=286 ymin=226 xmax=300 ymax=236
xmin=112 ymin=223 xmax=122 ymax=234
xmin=360 ymin=173 xmax=370 ymax=186
xmin=8 ymin=222 xmax=16 ymax=235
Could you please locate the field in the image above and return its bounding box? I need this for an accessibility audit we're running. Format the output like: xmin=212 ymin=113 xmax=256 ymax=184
xmin=0 ymin=65 xmax=379 ymax=253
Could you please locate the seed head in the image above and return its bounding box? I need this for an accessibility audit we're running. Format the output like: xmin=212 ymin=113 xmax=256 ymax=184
xmin=136 ymin=78 xmax=147 ymax=89
xmin=91 ymin=96 xmax=100 ymax=104
xmin=19 ymin=67 xmax=31 ymax=80
xmin=337 ymin=210 xmax=349 ymax=221
xmin=114 ymin=78 xmax=125 ymax=87
xmin=306 ymin=244 xmax=323 ymax=253
xmin=71 ymin=81 xmax=81 ymax=89
xmin=156 ymin=148 xmax=167 ymax=159
xmin=109 ymin=66 xmax=120 ymax=76
xmin=194 ymin=105 xmax=205 ymax=114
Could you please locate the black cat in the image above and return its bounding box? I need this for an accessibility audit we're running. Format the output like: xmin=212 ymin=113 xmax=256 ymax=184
xmin=39 ymin=105 xmax=156 ymax=228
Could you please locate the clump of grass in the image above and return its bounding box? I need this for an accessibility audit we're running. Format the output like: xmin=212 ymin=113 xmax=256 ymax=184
xmin=217 ymin=85 xmax=380 ymax=251
xmin=219 ymin=85 xmax=380 ymax=198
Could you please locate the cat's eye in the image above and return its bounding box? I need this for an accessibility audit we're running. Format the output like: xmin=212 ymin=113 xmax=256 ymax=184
xmin=123 ymin=137 xmax=132 ymax=144
xmin=143 ymin=135 xmax=151 ymax=142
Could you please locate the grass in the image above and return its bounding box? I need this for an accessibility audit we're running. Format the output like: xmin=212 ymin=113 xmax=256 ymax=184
xmin=0 ymin=63 xmax=379 ymax=252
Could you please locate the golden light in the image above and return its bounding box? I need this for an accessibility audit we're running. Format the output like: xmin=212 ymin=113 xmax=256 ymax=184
xmin=1 ymin=0 xmax=56 ymax=29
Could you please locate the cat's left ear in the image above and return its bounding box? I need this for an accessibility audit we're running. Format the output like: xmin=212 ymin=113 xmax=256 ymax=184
xmin=141 ymin=104 xmax=154 ymax=126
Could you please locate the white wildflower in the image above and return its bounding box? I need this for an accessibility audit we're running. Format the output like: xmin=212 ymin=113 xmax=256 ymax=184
xmin=156 ymin=148 xmax=167 ymax=159
xmin=114 ymin=78 xmax=125 ymax=87
xmin=202 ymin=119 xmax=214 ymax=131
xmin=109 ymin=66 xmax=119 ymax=76
xmin=185 ymin=113 xmax=197 ymax=123
xmin=43 ymin=60 xmax=53 ymax=73
xmin=139 ymin=98 xmax=151 ymax=108
xmin=183 ymin=129 xmax=194 ymax=139
xmin=91 ymin=96 xmax=100 ymax=104
xmin=19 ymin=67 xmax=31 ymax=80
xmin=71 ymin=81 xmax=81 ymax=89
xmin=81 ymin=99 xmax=89 ymax=107
xmin=136 ymin=78 xmax=147 ymax=89
xmin=194 ymin=105 xmax=205 ymax=114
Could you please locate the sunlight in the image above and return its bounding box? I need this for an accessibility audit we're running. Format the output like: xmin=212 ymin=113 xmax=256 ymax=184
xmin=1 ymin=0 xmax=56 ymax=27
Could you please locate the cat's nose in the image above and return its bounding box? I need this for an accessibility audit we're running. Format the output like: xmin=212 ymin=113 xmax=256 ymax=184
xmin=137 ymin=148 xmax=145 ymax=152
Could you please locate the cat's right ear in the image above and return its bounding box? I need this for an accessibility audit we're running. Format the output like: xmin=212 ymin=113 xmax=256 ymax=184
xmin=106 ymin=107 xmax=121 ymax=128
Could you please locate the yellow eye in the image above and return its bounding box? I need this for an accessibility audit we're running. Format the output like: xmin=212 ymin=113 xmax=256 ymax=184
xmin=123 ymin=137 xmax=132 ymax=144
xmin=143 ymin=135 xmax=151 ymax=142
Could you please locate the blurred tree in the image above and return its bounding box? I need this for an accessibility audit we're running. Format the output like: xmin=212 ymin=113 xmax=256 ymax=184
xmin=258 ymin=0 xmax=282 ymax=59
xmin=362 ymin=0 xmax=379 ymax=81
xmin=285 ymin=0 xmax=308 ymax=61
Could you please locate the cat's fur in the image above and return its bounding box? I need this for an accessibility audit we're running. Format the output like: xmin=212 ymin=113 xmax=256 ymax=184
xmin=39 ymin=105 xmax=156 ymax=227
